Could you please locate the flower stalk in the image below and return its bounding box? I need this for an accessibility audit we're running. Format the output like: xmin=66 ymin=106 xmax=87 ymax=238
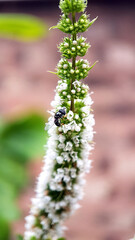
xmin=24 ymin=1 xmax=97 ymax=240
xmin=70 ymin=10 xmax=76 ymax=112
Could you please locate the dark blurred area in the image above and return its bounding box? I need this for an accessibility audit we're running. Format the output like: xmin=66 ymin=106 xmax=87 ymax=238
xmin=0 ymin=0 xmax=135 ymax=6
xmin=0 ymin=0 xmax=135 ymax=13
xmin=0 ymin=0 xmax=135 ymax=240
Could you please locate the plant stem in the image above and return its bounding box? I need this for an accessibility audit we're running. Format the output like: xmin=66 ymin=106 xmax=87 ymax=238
xmin=70 ymin=10 xmax=76 ymax=112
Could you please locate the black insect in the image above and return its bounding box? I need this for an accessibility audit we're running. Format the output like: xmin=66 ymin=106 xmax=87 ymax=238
xmin=54 ymin=108 xmax=66 ymax=127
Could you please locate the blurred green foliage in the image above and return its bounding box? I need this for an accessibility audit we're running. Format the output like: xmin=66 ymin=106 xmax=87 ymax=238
xmin=16 ymin=235 xmax=23 ymax=240
xmin=0 ymin=113 xmax=48 ymax=240
xmin=0 ymin=14 xmax=47 ymax=41
xmin=57 ymin=238 xmax=66 ymax=240
xmin=0 ymin=12 xmax=48 ymax=240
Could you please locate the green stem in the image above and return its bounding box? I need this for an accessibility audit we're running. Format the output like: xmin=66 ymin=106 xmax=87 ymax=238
xmin=70 ymin=10 xmax=76 ymax=112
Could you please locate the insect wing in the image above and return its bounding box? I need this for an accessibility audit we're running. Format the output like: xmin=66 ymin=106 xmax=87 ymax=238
xmin=59 ymin=108 xmax=66 ymax=115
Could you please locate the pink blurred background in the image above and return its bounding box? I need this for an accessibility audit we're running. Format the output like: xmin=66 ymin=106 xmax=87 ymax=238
xmin=0 ymin=1 xmax=135 ymax=240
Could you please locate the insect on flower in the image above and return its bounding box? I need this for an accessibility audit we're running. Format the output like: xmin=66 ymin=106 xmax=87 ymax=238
xmin=54 ymin=108 xmax=66 ymax=126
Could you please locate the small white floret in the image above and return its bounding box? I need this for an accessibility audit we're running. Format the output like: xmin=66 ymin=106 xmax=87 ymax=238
xmin=67 ymin=110 xmax=74 ymax=121
xmin=70 ymin=69 xmax=74 ymax=74
xmin=81 ymin=42 xmax=85 ymax=47
xmin=66 ymin=18 xmax=70 ymax=23
xmin=82 ymin=113 xmax=86 ymax=117
xmin=24 ymin=231 xmax=36 ymax=240
xmin=82 ymin=64 xmax=87 ymax=69
xmin=65 ymin=141 xmax=73 ymax=151
xmin=77 ymin=87 xmax=81 ymax=92
xmin=72 ymin=40 xmax=77 ymax=45
xmin=67 ymin=95 xmax=71 ymax=99
xmin=75 ymin=125 xmax=80 ymax=132
xmin=81 ymin=37 xmax=85 ymax=41
xmin=64 ymin=42 xmax=69 ymax=47
xmin=71 ymin=89 xmax=75 ymax=94
xmin=75 ymin=114 xmax=79 ymax=119
xmin=72 ymin=47 xmax=76 ymax=51
xmin=80 ymin=19 xmax=84 ymax=23
xmin=63 ymin=64 xmax=68 ymax=69
xmin=56 ymin=156 xmax=63 ymax=164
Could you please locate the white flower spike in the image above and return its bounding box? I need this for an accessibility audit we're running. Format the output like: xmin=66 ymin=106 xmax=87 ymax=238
xmin=24 ymin=0 xmax=97 ymax=239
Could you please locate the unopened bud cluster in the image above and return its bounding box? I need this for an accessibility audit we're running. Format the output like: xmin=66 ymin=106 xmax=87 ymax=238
xmin=57 ymin=58 xmax=96 ymax=80
xmin=24 ymin=0 xmax=97 ymax=240
xmin=59 ymin=0 xmax=87 ymax=13
xmin=52 ymin=13 xmax=97 ymax=34
xmin=59 ymin=36 xmax=90 ymax=58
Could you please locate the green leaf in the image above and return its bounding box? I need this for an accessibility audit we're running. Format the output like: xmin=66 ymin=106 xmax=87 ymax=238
xmin=30 ymin=237 xmax=37 ymax=240
xmin=0 ymin=177 xmax=20 ymax=220
xmin=48 ymin=70 xmax=58 ymax=75
xmin=0 ymin=218 xmax=10 ymax=240
xmin=0 ymin=113 xmax=48 ymax=234
xmin=16 ymin=235 xmax=23 ymax=240
xmin=49 ymin=25 xmax=57 ymax=30
xmin=1 ymin=114 xmax=48 ymax=163
xmin=0 ymin=156 xmax=27 ymax=189
xmin=88 ymin=60 xmax=98 ymax=71
xmin=0 ymin=14 xmax=47 ymax=41
xmin=0 ymin=176 xmax=17 ymax=199
xmin=88 ymin=16 xmax=98 ymax=28
xmin=57 ymin=238 xmax=66 ymax=240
